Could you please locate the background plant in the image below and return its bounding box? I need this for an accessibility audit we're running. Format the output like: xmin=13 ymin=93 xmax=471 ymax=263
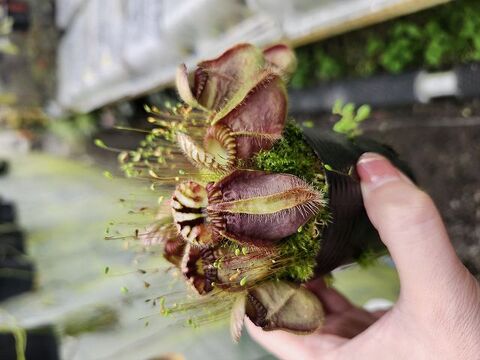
xmin=291 ymin=0 xmax=480 ymax=88
xmin=332 ymin=100 xmax=371 ymax=138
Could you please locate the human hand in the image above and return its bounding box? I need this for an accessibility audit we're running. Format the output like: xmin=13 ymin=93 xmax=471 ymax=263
xmin=247 ymin=153 xmax=480 ymax=360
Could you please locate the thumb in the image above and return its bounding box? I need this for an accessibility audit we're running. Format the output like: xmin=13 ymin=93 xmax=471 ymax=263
xmin=356 ymin=153 xmax=467 ymax=305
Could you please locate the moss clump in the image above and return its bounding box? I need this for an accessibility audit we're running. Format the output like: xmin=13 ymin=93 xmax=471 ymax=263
xmin=254 ymin=121 xmax=331 ymax=282
xmin=355 ymin=247 xmax=388 ymax=268
xmin=276 ymin=219 xmax=321 ymax=282
xmin=254 ymin=121 xmax=324 ymax=188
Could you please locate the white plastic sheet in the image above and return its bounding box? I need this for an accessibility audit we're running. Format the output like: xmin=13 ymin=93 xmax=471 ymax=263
xmin=56 ymin=0 xmax=446 ymax=112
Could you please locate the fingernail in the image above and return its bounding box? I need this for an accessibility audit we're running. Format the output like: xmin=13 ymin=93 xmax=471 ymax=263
xmin=357 ymin=153 xmax=400 ymax=188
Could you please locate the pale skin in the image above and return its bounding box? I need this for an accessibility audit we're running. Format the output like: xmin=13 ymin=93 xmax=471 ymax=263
xmin=248 ymin=153 xmax=480 ymax=360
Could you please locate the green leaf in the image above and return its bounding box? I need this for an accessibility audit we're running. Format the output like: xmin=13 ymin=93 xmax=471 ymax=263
xmin=301 ymin=120 xmax=314 ymax=128
xmin=355 ymin=105 xmax=371 ymax=122
xmin=332 ymin=99 xmax=344 ymax=115
xmin=94 ymin=139 xmax=109 ymax=149
xmin=342 ymin=103 xmax=356 ymax=119
xmin=332 ymin=102 xmax=371 ymax=137
xmin=333 ymin=120 xmax=355 ymax=134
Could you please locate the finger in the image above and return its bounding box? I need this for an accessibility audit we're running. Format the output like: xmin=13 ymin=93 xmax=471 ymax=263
xmin=306 ymin=277 xmax=353 ymax=314
xmin=246 ymin=319 xmax=346 ymax=360
xmin=356 ymin=153 xmax=467 ymax=305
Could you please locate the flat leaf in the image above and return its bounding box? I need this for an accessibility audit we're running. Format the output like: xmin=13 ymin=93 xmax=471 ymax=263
xmin=355 ymin=105 xmax=371 ymax=122
xmin=342 ymin=103 xmax=356 ymax=120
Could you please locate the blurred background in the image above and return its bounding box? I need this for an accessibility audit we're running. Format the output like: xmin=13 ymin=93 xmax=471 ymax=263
xmin=1 ymin=0 xmax=479 ymax=359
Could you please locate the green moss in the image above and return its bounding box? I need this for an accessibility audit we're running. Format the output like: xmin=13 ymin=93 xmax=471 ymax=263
xmin=254 ymin=121 xmax=324 ymax=188
xmin=355 ymin=247 xmax=388 ymax=268
xmin=276 ymin=219 xmax=321 ymax=282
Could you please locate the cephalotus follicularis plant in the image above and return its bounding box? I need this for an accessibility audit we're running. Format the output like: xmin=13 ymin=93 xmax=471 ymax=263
xmin=100 ymin=43 xmax=413 ymax=341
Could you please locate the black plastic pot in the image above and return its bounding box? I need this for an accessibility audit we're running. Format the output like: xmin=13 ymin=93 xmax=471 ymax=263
xmin=0 ymin=325 xmax=59 ymax=360
xmin=0 ymin=228 xmax=25 ymax=254
xmin=0 ymin=202 xmax=16 ymax=225
xmin=0 ymin=256 xmax=34 ymax=301
xmin=0 ymin=160 xmax=8 ymax=176
xmin=302 ymin=129 xmax=413 ymax=275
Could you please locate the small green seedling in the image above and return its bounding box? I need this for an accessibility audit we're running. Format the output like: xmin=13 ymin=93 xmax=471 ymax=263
xmin=332 ymin=100 xmax=371 ymax=138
